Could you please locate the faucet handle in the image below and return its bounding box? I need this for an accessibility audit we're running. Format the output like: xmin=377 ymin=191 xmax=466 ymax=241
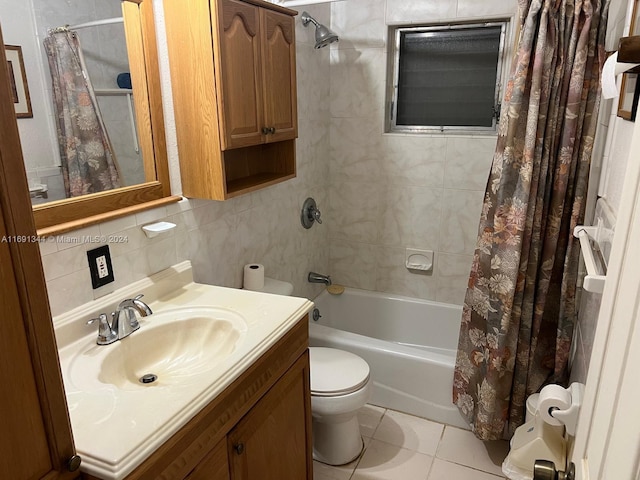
xmin=87 ymin=313 xmax=117 ymax=345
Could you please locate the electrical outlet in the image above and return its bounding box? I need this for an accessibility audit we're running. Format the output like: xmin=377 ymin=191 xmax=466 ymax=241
xmin=87 ymin=245 xmax=114 ymax=289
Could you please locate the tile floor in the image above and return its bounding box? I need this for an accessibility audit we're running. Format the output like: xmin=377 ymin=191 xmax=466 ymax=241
xmin=313 ymin=405 xmax=510 ymax=480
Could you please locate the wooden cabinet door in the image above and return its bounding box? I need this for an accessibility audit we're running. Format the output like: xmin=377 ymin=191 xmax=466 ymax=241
xmin=227 ymin=353 xmax=312 ymax=480
xmin=214 ymin=0 xmax=265 ymax=150
xmin=186 ymin=439 xmax=230 ymax=480
xmin=260 ymin=9 xmax=297 ymax=143
xmin=0 ymin=25 xmax=77 ymax=480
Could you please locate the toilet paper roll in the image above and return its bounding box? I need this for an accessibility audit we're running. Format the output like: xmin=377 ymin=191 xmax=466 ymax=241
xmin=538 ymin=384 xmax=572 ymax=426
xmin=243 ymin=264 xmax=265 ymax=291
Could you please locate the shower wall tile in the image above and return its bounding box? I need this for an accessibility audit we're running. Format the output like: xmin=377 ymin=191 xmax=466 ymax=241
xmin=456 ymin=0 xmax=518 ymax=19
xmin=444 ymin=137 xmax=496 ymax=191
xmin=438 ymin=189 xmax=484 ymax=255
xmin=328 ymin=181 xmax=381 ymax=243
xmin=330 ymin=118 xmax=384 ymax=183
xmin=327 ymin=0 xmax=507 ymax=306
xmin=378 ymin=185 xmax=443 ymax=249
xmin=331 ymin=0 xmax=386 ymax=50
xmin=329 ymin=48 xmax=386 ymax=118
xmin=375 ymin=246 xmax=437 ymax=300
xmin=435 ymin=254 xmax=473 ymax=305
xmin=329 ymin=240 xmax=378 ymax=291
xmin=380 ymin=135 xmax=446 ymax=187
xmin=385 ymin=0 xmax=457 ymax=25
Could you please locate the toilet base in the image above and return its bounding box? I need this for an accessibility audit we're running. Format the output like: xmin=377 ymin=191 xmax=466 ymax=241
xmin=312 ymin=415 xmax=364 ymax=465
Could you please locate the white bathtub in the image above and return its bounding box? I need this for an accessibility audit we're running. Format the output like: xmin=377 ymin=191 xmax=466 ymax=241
xmin=309 ymin=288 xmax=469 ymax=429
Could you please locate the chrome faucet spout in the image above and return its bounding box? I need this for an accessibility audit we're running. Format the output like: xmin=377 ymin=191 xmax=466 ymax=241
xmin=112 ymin=294 xmax=152 ymax=340
xmin=308 ymin=272 xmax=332 ymax=286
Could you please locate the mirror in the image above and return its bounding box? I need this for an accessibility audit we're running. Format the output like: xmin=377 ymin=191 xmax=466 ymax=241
xmin=4 ymin=0 xmax=174 ymax=233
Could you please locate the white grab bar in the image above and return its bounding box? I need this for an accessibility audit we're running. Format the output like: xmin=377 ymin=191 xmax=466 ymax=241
xmin=573 ymin=226 xmax=606 ymax=294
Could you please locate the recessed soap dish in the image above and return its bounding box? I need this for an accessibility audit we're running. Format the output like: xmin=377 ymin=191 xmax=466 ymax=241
xmin=405 ymin=248 xmax=433 ymax=273
xmin=142 ymin=221 xmax=176 ymax=238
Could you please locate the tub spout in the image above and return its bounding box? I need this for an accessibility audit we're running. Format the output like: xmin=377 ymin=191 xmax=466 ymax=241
xmin=308 ymin=271 xmax=332 ymax=286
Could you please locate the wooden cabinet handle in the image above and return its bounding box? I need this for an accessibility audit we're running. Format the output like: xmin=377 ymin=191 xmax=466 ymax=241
xmin=234 ymin=443 xmax=245 ymax=455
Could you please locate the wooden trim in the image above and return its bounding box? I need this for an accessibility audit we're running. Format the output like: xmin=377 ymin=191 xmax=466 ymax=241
xmin=112 ymin=316 xmax=309 ymax=480
xmin=238 ymin=0 xmax=297 ymax=16
xmin=164 ymin=0 xmax=226 ymax=200
xmin=36 ymin=195 xmax=181 ymax=237
xmin=0 ymin=26 xmax=77 ymax=480
xmin=33 ymin=0 xmax=172 ymax=231
xmin=123 ymin=0 xmax=156 ymax=182
xmin=33 ymin=183 xmax=169 ymax=230
xmin=139 ymin=0 xmax=171 ymax=196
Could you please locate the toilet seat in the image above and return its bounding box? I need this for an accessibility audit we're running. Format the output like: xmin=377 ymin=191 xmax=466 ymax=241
xmin=310 ymin=347 xmax=370 ymax=397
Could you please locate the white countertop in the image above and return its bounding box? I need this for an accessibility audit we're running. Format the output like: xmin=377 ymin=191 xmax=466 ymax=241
xmin=54 ymin=261 xmax=314 ymax=480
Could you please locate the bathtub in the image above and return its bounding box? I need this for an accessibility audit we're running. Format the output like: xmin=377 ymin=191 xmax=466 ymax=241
xmin=309 ymin=288 xmax=469 ymax=429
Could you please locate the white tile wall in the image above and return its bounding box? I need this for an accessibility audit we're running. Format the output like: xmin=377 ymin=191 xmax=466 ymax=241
xmin=328 ymin=0 xmax=516 ymax=305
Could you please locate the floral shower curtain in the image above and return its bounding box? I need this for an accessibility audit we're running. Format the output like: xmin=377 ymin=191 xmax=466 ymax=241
xmin=44 ymin=30 xmax=121 ymax=197
xmin=453 ymin=0 xmax=609 ymax=440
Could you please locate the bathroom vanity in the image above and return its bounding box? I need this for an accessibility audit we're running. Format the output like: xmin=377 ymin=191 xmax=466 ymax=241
xmin=53 ymin=262 xmax=314 ymax=480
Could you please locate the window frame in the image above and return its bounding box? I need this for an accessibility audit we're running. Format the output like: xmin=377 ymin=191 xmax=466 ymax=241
xmin=388 ymin=21 xmax=508 ymax=134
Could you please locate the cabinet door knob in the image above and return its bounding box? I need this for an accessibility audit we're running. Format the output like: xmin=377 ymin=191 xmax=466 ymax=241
xmin=262 ymin=127 xmax=270 ymax=135
xmin=269 ymin=127 xmax=276 ymax=134
xmin=234 ymin=443 xmax=245 ymax=455
xmin=67 ymin=454 xmax=82 ymax=471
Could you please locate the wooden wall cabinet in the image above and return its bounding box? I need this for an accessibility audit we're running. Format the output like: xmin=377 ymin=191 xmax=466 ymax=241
xmin=87 ymin=317 xmax=313 ymax=480
xmin=164 ymin=0 xmax=298 ymax=200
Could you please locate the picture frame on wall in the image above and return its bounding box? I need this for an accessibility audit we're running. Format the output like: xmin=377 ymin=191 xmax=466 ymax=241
xmin=5 ymin=45 xmax=33 ymax=118
xmin=617 ymin=0 xmax=640 ymax=121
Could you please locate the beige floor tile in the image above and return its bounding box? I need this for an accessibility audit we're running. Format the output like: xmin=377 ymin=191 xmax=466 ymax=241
xmin=352 ymin=439 xmax=433 ymax=480
xmin=428 ymin=458 xmax=505 ymax=480
xmin=314 ymin=460 xmax=356 ymax=480
xmin=373 ymin=409 xmax=444 ymax=456
xmin=436 ymin=426 xmax=509 ymax=476
xmin=359 ymin=404 xmax=386 ymax=437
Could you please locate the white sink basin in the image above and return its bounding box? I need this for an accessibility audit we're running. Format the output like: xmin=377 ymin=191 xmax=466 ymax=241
xmin=66 ymin=307 xmax=247 ymax=391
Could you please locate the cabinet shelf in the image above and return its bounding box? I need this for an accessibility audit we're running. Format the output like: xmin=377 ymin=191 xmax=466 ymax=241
xmin=226 ymin=172 xmax=296 ymax=197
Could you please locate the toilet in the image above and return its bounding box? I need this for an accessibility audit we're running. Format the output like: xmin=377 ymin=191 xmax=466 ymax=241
xmin=309 ymin=347 xmax=371 ymax=465
xmin=245 ymin=276 xmax=371 ymax=465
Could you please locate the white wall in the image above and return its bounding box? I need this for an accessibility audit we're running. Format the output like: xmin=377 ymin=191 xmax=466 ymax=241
xmin=40 ymin=2 xmax=332 ymax=317
xmin=0 ymin=0 xmax=59 ymax=180
xmin=327 ymin=0 xmax=517 ymax=304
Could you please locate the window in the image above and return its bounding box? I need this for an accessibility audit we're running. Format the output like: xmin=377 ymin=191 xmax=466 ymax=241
xmin=389 ymin=22 xmax=507 ymax=133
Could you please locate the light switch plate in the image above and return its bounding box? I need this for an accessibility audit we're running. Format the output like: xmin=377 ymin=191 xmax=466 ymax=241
xmin=87 ymin=245 xmax=114 ymax=289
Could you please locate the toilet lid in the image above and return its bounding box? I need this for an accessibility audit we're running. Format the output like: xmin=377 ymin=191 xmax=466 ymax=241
xmin=309 ymin=347 xmax=370 ymax=397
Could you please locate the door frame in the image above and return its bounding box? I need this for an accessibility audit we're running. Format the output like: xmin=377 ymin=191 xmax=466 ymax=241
xmin=0 ymin=24 xmax=77 ymax=479
xmin=571 ymin=103 xmax=640 ymax=478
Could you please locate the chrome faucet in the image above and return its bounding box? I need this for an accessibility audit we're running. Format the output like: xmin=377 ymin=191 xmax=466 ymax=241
xmin=87 ymin=294 xmax=152 ymax=345
xmin=308 ymin=272 xmax=332 ymax=286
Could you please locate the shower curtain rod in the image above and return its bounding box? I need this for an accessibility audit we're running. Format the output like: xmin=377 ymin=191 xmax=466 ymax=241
xmin=65 ymin=17 xmax=123 ymax=31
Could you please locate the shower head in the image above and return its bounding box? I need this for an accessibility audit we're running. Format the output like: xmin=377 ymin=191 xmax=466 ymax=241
xmin=301 ymin=11 xmax=339 ymax=49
